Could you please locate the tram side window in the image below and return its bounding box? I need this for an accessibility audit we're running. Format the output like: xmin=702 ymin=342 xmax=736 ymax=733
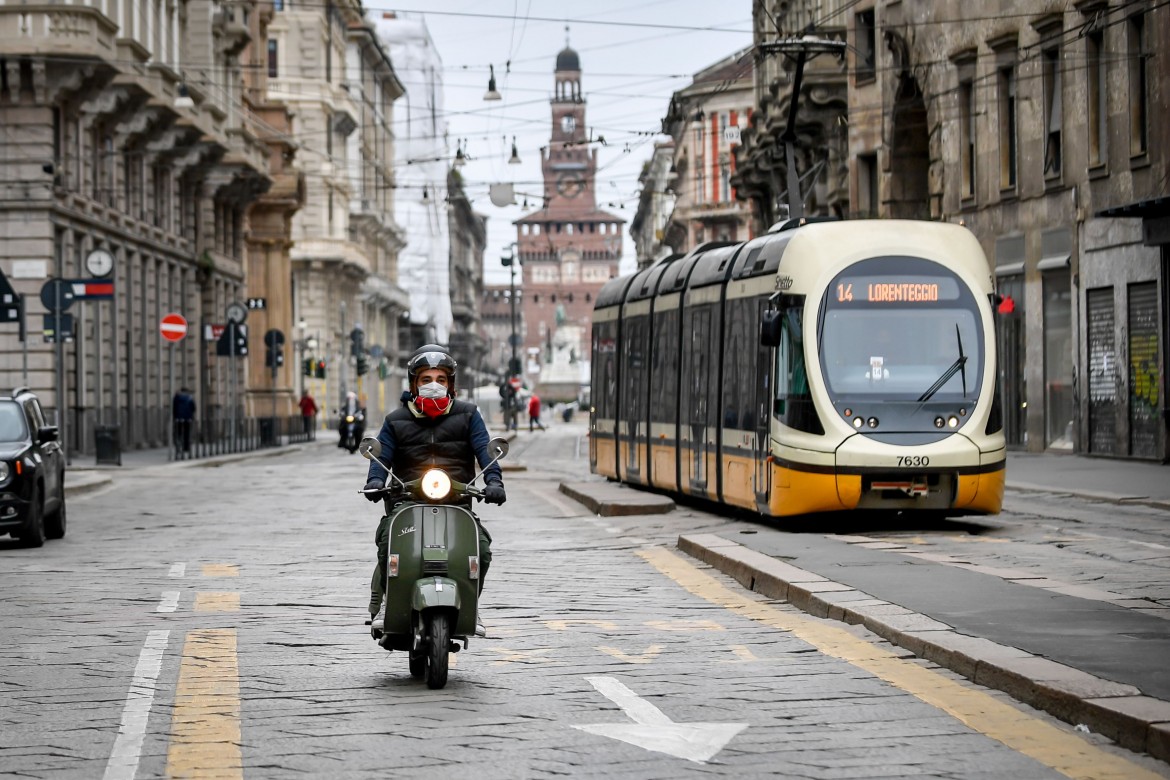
xmin=651 ymin=310 xmax=679 ymax=424
xmin=594 ymin=322 xmax=617 ymax=419
xmin=623 ymin=317 xmax=647 ymax=425
xmin=723 ymin=298 xmax=754 ymax=430
xmin=688 ymin=307 xmax=711 ymax=428
xmin=775 ymin=302 xmax=824 ymax=435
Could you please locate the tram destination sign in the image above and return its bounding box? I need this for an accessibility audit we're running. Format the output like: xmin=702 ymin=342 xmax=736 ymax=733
xmin=833 ymin=275 xmax=961 ymax=304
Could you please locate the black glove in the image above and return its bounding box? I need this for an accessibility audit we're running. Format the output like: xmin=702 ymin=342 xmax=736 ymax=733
xmin=483 ymin=482 xmax=506 ymax=505
xmin=363 ymin=479 xmax=384 ymax=502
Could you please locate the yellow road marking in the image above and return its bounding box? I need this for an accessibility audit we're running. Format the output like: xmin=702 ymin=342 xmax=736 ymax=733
xmin=166 ymin=629 xmax=242 ymax=780
xmin=201 ymin=564 xmax=239 ymax=577
xmin=644 ymin=618 xmax=725 ymax=632
xmin=544 ymin=619 xmax=618 ymax=631
xmin=639 ymin=547 xmax=1162 ymax=780
xmin=490 ymin=647 xmax=555 ymax=665
xmin=194 ymin=592 xmax=240 ymax=613
xmin=597 ymin=645 xmax=662 ymax=664
xmin=721 ymin=644 xmax=765 ymax=663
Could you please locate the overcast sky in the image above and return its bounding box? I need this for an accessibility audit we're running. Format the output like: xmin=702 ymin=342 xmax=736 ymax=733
xmin=383 ymin=1 xmax=753 ymax=285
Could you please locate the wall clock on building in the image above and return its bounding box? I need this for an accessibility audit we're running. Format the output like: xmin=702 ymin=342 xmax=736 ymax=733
xmin=556 ymin=173 xmax=584 ymax=198
xmin=85 ymin=248 xmax=115 ymax=278
xmin=560 ymin=114 xmax=576 ymax=134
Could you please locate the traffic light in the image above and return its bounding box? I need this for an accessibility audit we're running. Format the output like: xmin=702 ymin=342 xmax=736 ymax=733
xmin=356 ymin=356 xmax=369 ymax=376
xmin=302 ymin=358 xmax=313 ymax=377
xmin=216 ymin=322 xmax=248 ymax=357
xmin=350 ymin=327 xmax=365 ymax=358
xmin=265 ymin=342 xmax=284 ymax=369
xmin=315 ymin=359 xmax=326 ymax=379
xmin=508 ymin=356 xmax=522 ymax=376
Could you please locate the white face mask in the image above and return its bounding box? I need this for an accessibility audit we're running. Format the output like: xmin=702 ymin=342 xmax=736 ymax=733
xmin=417 ymin=381 xmax=448 ymax=399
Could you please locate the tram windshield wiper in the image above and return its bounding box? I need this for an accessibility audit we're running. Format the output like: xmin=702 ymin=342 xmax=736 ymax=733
xmin=916 ymin=325 xmax=967 ymax=403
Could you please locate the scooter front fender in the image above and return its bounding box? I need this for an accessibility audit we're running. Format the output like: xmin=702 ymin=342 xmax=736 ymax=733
xmin=412 ymin=578 xmax=461 ymax=613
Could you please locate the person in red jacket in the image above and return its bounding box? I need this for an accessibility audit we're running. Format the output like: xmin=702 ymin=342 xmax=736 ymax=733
xmin=298 ymin=390 xmax=318 ymax=436
xmin=527 ymin=392 xmax=546 ymax=432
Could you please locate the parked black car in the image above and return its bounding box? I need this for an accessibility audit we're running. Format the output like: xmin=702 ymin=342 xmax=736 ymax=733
xmin=0 ymin=388 xmax=66 ymax=547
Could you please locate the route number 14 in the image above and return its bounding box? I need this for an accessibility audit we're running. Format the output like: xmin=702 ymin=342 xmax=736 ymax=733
xmin=837 ymin=283 xmax=854 ymax=302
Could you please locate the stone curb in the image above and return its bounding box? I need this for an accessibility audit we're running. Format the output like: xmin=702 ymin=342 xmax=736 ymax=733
xmin=63 ymin=474 xmax=113 ymax=498
xmin=558 ymin=481 xmax=675 ymax=517
xmin=1006 ymin=481 xmax=1170 ymax=512
xmin=677 ymin=532 xmax=1170 ymax=763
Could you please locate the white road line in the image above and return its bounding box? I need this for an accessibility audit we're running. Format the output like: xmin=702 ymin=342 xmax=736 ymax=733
xmin=157 ymin=591 xmax=180 ymax=613
xmin=102 ymin=630 xmax=170 ymax=780
xmin=168 ymin=563 xmax=186 ymax=578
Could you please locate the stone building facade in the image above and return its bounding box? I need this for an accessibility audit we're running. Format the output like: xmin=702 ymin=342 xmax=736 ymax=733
xmin=661 ymin=49 xmax=755 ymax=253
xmin=446 ymin=170 xmax=486 ymax=388
xmin=514 ymin=46 xmax=624 ymax=400
xmin=267 ymin=2 xmax=408 ymax=418
xmin=732 ymin=1 xmax=850 ymax=232
xmin=629 ymin=141 xmax=675 ymax=271
xmin=0 ymin=0 xmax=282 ymax=455
xmin=845 ymin=0 xmax=1169 ymax=460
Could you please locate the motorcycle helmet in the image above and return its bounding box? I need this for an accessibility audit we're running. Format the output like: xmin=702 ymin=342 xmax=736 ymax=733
xmin=407 ymin=344 xmax=458 ymax=395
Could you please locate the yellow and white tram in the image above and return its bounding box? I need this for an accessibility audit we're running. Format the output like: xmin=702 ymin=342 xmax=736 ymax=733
xmin=590 ymin=219 xmax=1005 ymax=517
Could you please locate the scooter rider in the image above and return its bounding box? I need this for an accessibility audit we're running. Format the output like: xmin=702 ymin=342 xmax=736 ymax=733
xmin=363 ymin=344 xmax=506 ymax=625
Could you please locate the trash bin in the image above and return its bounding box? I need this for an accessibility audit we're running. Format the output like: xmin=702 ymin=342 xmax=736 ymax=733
xmin=94 ymin=425 xmax=122 ymax=466
xmin=259 ymin=417 xmax=277 ymax=446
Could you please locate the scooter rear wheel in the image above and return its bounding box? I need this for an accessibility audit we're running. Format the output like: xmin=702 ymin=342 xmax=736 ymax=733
xmin=425 ymin=612 xmax=450 ymax=689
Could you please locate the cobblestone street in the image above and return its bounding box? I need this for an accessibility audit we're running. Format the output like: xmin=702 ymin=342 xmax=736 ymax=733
xmin=1 ymin=422 xmax=1168 ymax=779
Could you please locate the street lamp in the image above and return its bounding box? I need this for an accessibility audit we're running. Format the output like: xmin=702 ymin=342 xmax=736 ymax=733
xmin=501 ymin=243 xmax=521 ymax=430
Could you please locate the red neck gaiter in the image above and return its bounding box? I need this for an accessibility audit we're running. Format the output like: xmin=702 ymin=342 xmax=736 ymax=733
xmin=416 ymin=396 xmax=452 ymax=418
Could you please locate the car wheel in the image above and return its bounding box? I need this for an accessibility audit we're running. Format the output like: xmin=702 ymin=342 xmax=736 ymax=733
xmin=45 ymin=488 xmax=66 ymax=540
xmin=21 ymin=485 xmax=45 ymax=548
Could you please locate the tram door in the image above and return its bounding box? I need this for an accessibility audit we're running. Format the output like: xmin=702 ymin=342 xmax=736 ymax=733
xmin=685 ymin=307 xmax=711 ymax=493
xmin=752 ymin=298 xmax=772 ymax=505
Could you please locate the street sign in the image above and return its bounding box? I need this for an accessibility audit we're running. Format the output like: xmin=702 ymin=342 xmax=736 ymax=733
xmin=263 ymin=328 xmax=285 ymax=348
xmin=204 ymin=323 xmax=226 ymax=340
xmin=226 ymin=302 xmax=248 ymax=324
xmin=369 ymin=344 xmax=384 ymax=359
xmin=66 ymin=279 xmax=115 ymax=300
xmin=40 ymin=278 xmax=75 ymax=312
xmin=160 ymin=313 xmax=188 ymax=342
xmin=509 ymin=376 xmax=522 ymax=391
xmin=43 ymin=312 xmax=74 ymax=342
xmin=246 ymin=297 xmax=267 ymax=310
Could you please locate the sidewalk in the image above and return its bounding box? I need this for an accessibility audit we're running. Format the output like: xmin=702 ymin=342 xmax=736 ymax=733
xmin=1006 ymin=451 xmax=1170 ymax=509
xmin=63 ymin=437 xmax=330 ymax=497
xmin=556 ymin=452 xmax=1170 ymax=763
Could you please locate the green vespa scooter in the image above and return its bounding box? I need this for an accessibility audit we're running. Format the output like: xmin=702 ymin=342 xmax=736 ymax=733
xmin=359 ymin=435 xmax=508 ymax=689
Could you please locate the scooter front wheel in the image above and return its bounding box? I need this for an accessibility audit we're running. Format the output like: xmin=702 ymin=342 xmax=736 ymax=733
xmin=425 ymin=612 xmax=450 ymax=689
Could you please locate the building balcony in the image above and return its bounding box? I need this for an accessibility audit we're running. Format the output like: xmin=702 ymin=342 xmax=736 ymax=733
xmin=0 ymin=5 xmax=118 ymax=61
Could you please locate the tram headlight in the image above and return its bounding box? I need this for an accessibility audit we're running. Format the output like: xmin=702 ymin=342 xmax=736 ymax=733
xmin=867 ymin=417 xmax=879 ymax=428
xmin=420 ymin=469 xmax=452 ymax=500
xmin=934 ymin=416 xmax=946 ymax=429
xmin=947 ymin=416 xmax=960 ymax=428
xmin=853 ymin=417 xmax=864 ymax=429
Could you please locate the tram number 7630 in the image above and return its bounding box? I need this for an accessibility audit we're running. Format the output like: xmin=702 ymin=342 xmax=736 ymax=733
xmin=897 ymin=455 xmax=930 ymax=467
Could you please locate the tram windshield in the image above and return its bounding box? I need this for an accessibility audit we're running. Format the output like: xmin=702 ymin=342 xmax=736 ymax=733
xmin=818 ymin=257 xmax=984 ymax=401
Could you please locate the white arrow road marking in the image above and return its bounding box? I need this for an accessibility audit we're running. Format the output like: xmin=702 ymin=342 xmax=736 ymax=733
xmin=157 ymin=591 xmax=180 ymax=612
xmin=573 ymin=676 xmax=748 ymax=764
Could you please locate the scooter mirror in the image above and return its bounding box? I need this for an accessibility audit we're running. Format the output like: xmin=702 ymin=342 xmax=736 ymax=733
xmin=358 ymin=437 xmax=382 ymax=460
xmin=488 ymin=437 xmax=509 ymax=460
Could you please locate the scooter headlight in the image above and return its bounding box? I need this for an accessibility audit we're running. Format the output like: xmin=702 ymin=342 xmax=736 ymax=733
xmin=420 ymin=469 xmax=452 ymax=500
xmin=345 ymin=415 xmax=355 ymax=423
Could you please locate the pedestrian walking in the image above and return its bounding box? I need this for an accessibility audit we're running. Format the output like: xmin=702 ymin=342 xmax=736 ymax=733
xmin=528 ymin=392 xmax=546 ymax=432
xmin=172 ymin=387 xmax=195 ymax=453
xmin=298 ymin=390 xmax=318 ymax=437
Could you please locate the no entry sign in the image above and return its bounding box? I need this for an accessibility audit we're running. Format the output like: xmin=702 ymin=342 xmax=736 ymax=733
xmin=160 ymin=313 xmax=188 ymax=342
